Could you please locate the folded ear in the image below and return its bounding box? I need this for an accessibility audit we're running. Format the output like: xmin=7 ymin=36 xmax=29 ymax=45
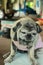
xmin=13 ymin=22 xmax=22 ymax=41
xmin=13 ymin=32 xmax=17 ymax=41
xmin=13 ymin=22 xmax=22 ymax=32
xmin=36 ymin=23 xmax=42 ymax=33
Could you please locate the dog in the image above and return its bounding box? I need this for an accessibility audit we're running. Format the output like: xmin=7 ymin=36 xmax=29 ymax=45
xmin=4 ymin=17 xmax=42 ymax=65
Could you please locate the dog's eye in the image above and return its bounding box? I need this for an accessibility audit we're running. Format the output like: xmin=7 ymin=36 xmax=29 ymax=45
xmin=33 ymin=33 xmax=36 ymax=35
xmin=21 ymin=32 xmax=25 ymax=34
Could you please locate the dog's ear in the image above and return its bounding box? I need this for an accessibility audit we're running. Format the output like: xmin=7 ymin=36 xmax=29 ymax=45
xmin=13 ymin=22 xmax=22 ymax=32
xmin=13 ymin=32 xmax=17 ymax=41
xmin=36 ymin=23 xmax=42 ymax=33
xmin=13 ymin=22 xmax=22 ymax=41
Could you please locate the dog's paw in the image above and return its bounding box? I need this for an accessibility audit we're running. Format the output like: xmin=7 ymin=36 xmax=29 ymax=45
xmin=32 ymin=60 xmax=38 ymax=65
xmin=4 ymin=55 xmax=14 ymax=63
xmin=3 ymin=52 xmax=10 ymax=59
xmin=32 ymin=62 xmax=38 ymax=65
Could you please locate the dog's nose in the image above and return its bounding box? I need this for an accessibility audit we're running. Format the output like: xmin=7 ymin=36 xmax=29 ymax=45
xmin=26 ymin=34 xmax=32 ymax=39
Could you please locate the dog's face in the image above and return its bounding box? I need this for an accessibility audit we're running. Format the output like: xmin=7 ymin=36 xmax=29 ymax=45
xmin=17 ymin=22 xmax=37 ymax=46
xmin=12 ymin=17 xmax=42 ymax=48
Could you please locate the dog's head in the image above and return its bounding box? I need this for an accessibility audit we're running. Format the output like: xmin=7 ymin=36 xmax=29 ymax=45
xmin=12 ymin=17 xmax=42 ymax=48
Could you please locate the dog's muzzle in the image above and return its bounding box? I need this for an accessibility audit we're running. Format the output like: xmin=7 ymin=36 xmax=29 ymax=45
xmin=26 ymin=34 xmax=32 ymax=40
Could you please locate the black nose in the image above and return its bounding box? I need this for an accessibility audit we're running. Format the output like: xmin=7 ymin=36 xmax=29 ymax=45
xmin=26 ymin=34 xmax=32 ymax=39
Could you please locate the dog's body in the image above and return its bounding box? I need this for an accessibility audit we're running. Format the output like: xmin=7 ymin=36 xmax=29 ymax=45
xmin=4 ymin=17 xmax=42 ymax=65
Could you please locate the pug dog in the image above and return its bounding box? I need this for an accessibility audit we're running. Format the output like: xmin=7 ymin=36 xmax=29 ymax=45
xmin=4 ymin=17 xmax=42 ymax=65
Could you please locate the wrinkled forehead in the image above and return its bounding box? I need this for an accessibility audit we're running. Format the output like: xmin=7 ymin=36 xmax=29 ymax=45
xmin=21 ymin=20 xmax=36 ymax=30
xmin=21 ymin=26 xmax=37 ymax=34
xmin=20 ymin=18 xmax=36 ymax=28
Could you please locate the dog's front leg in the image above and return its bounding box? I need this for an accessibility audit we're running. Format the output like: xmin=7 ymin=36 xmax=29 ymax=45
xmin=4 ymin=42 xmax=16 ymax=63
xmin=29 ymin=46 xmax=38 ymax=65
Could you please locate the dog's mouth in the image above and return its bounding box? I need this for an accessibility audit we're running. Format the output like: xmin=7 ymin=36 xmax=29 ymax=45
xmin=19 ymin=37 xmax=32 ymax=43
xmin=18 ymin=36 xmax=34 ymax=46
xmin=18 ymin=37 xmax=34 ymax=48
